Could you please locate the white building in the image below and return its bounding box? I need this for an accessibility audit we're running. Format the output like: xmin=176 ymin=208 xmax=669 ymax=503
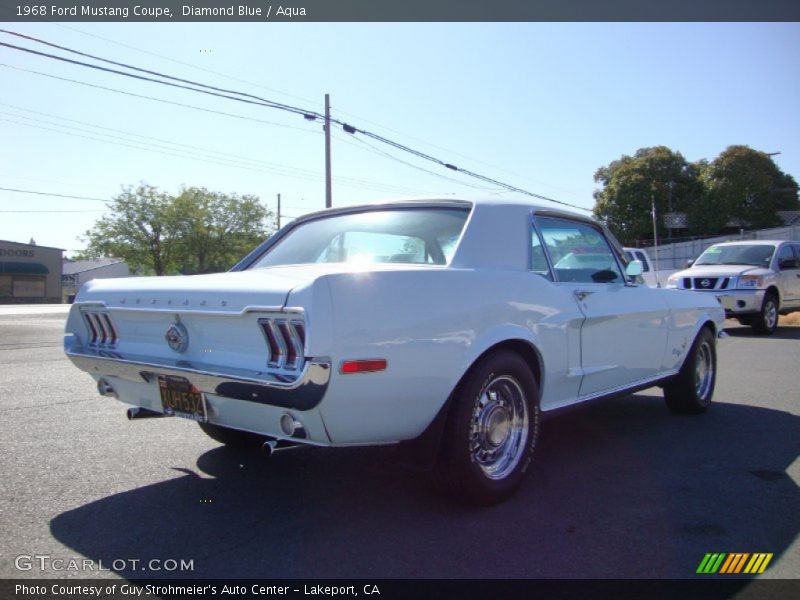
xmin=62 ymin=258 xmax=129 ymax=302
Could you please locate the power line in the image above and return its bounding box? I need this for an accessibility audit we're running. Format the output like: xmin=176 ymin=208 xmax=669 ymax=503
xmin=0 ymin=103 xmax=425 ymax=195
xmin=0 ymin=63 xmax=318 ymax=134
xmin=2 ymin=116 xmax=424 ymax=197
xmin=55 ymin=22 xmax=572 ymax=193
xmin=0 ymin=30 xmax=590 ymax=212
xmin=336 ymin=131 xmax=494 ymax=192
xmin=53 ymin=24 xmax=319 ymax=107
xmin=0 ymin=186 xmax=108 ymax=202
xmin=0 ymin=35 xmax=316 ymax=120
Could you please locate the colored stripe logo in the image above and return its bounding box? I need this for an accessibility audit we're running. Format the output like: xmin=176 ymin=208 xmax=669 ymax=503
xmin=697 ymin=553 xmax=773 ymax=574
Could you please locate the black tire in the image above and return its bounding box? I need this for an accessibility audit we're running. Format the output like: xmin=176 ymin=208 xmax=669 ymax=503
xmin=198 ymin=422 xmax=271 ymax=450
xmin=664 ymin=328 xmax=717 ymax=414
xmin=435 ymin=350 xmax=539 ymax=506
xmin=752 ymin=292 xmax=779 ymax=335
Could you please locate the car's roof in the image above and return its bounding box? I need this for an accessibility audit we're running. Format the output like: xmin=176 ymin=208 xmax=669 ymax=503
xmin=290 ymin=196 xmax=597 ymax=227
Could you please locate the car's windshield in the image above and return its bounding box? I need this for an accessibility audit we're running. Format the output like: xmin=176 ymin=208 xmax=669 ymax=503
xmin=694 ymin=244 xmax=776 ymax=267
xmin=250 ymin=207 xmax=470 ymax=269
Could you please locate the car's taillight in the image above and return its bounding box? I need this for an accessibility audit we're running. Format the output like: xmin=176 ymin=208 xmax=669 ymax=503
xmin=259 ymin=318 xmax=305 ymax=370
xmin=81 ymin=309 xmax=118 ymax=348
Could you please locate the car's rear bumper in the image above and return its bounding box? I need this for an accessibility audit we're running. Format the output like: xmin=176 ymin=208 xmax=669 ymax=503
xmin=63 ymin=334 xmax=331 ymax=412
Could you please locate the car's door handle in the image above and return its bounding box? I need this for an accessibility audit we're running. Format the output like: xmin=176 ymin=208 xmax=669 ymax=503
xmin=574 ymin=290 xmax=595 ymax=301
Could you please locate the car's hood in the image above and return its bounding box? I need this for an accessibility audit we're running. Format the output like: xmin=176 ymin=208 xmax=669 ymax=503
xmin=673 ymin=265 xmax=772 ymax=279
xmin=74 ymin=263 xmax=436 ymax=313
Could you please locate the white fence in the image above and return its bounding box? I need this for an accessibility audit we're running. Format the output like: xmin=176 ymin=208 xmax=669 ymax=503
xmin=643 ymin=225 xmax=800 ymax=271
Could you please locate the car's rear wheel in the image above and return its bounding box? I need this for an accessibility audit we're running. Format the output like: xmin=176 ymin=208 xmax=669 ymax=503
xmin=198 ymin=422 xmax=271 ymax=450
xmin=664 ymin=327 xmax=717 ymax=414
xmin=752 ymin=292 xmax=779 ymax=335
xmin=436 ymin=350 xmax=539 ymax=506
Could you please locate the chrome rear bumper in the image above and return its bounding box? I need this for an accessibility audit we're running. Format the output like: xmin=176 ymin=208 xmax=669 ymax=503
xmin=64 ymin=334 xmax=331 ymax=411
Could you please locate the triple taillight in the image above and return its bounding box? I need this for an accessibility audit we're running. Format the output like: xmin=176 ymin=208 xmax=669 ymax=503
xmin=259 ymin=318 xmax=305 ymax=370
xmin=81 ymin=309 xmax=118 ymax=348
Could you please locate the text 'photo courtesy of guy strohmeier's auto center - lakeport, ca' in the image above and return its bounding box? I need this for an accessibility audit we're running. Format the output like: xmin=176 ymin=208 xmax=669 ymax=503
xmin=1 ymin=2 xmax=799 ymax=599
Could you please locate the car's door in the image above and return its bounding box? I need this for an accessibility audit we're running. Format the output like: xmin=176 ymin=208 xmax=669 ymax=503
xmin=776 ymin=243 xmax=800 ymax=306
xmin=536 ymin=215 xmax=670 ymax=398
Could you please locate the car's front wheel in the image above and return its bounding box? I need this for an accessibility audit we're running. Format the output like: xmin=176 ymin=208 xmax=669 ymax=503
xmin=752 ymin=292 xmax=779 ymax=335
xmin=436 ymin=350 xmax=539 ymax=506
xmin=664 ymin=327 xmax=717 ymax=414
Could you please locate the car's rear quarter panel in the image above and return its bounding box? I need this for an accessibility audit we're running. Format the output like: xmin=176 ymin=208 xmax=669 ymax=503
xmin=296 ymin=268 xmax=582 ymax=444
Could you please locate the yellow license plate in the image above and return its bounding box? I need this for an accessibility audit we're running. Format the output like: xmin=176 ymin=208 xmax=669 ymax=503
xmin=158 ymin=376 xmax=207 ymax=422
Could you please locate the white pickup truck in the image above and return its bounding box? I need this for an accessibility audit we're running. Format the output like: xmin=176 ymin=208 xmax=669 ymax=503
xmin=623 ymin=247 xmax=677 ymax=287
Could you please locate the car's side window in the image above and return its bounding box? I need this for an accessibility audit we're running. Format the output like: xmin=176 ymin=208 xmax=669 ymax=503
xmin=635 ymin=251 xmax=651 ymax=272
xmin=537 ymin=216 xmax=624 ymax=284
xmin=777 ymin=244 xmax=797 ymax=269
xmin=530 ymin=227 xmax=552 ymax=279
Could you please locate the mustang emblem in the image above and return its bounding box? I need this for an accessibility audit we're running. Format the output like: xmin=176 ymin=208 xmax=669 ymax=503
xmin=700 ymin=278 xmax=712 ymax=288
xmin=165 ymin=322 xmax=189 ymax=353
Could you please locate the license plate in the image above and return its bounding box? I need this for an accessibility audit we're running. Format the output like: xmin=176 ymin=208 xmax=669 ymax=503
xmin=158 ymin=376 xmax=207 ymax=422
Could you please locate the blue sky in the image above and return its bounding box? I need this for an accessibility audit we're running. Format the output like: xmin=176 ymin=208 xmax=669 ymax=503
xmin=1 ymin=22 xmax=798 ymax=255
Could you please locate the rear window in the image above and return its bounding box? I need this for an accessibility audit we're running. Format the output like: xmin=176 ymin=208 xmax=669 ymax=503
xmin=250 ymin=207 xmax=470 ymax=268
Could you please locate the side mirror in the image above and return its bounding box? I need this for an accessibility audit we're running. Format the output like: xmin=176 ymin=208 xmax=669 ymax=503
xmin=626 ymin=259 xmax=643 ymax=277
xmin=686 ymin=259 xmax=694 ymax=268
xmin=779 ymin=258 xmax=798 ymax=270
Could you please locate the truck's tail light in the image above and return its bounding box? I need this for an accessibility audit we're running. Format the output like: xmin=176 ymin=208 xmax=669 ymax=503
xmin=340 ymin=359 xmax=387 ymax=374
xmin=259 ymin=318 xmax=305 ymax=370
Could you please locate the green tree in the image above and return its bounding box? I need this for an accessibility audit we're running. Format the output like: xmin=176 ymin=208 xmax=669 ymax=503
xmin=593 ymin=145 xmax=799 ymax=244
xmin=79 ymin=184 xmax=178 ymax=275
xmin=593 ymin=146 xmax=701 ymax=245
xmin=172 ymin=186 xmax=272 ymax=274
xmin=697 ymin=145 xmax=799 ymax=233
xmin=79 ymin=183 xmax=275 ymax=275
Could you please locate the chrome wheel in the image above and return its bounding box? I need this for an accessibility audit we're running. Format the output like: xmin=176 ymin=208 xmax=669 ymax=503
xmin=764 ymin=299 xmax=778 ymax=330
xmin=694 ymin=340 xmax=714 ymax=401
xmin=469 ymin=375 xmax=529 ymax=480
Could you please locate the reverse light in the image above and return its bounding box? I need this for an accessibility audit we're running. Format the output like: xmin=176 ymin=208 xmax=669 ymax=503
xmin=340 ymin=359 xmax=387 ymax=374
xmin=737 ymin=275 xmax=764 ymax=289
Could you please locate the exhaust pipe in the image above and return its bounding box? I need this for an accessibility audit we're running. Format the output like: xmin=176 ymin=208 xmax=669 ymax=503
xmin=127 ymin=407 xmax=169 ymax=420
xmin=279 ymin=413 xmax=307 ymax=439
xmin=261 ymin=439 xmax=300 ymax=457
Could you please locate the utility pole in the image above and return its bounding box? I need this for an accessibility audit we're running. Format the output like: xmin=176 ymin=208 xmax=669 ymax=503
xmin=651 ymin=192 xmax=661 ymax=287
xmin=324 ymin=93 xmax=332 ymax=208
xmin=276 ymin=193 xmax=281 ymax=230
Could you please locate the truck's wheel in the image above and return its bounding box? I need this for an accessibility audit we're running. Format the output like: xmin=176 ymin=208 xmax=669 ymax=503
xmin=436 ymin=350 xmax=539 ymax=506
xmin=198 ymin=422 xmax=270 ymax=450
xmin=664 ymin=328 xmax=717 ymax=414
xmin=752 ymin=292 xmax=779 ymax=335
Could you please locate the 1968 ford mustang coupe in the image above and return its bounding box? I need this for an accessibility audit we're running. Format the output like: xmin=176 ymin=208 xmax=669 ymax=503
xmin=65 ymin=198 xmax=725 ymax=505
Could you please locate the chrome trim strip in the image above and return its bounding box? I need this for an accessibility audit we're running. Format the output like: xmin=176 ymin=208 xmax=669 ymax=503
xmin=72 ymin=302 xmax=303 ymax=317
xmin=576 ymin=369 xmax=679 ymax=403
xmin=64 ymin=336 xmax=331 ymax=411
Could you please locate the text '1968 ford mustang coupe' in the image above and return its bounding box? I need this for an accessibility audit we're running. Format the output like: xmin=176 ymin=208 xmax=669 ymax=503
xmin=65 ymin=198 xmax=725 ymax=505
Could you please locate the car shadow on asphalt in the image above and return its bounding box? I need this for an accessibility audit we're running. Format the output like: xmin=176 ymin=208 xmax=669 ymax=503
xmin=723 ymin=325 xmax=800 ymax=340
xmin=50 ymin=396 xmax=799 ymax=579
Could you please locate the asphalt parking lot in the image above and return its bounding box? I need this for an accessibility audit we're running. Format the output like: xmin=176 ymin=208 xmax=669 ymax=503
xmin=0 ymin=307 xmax=798 ymax=580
